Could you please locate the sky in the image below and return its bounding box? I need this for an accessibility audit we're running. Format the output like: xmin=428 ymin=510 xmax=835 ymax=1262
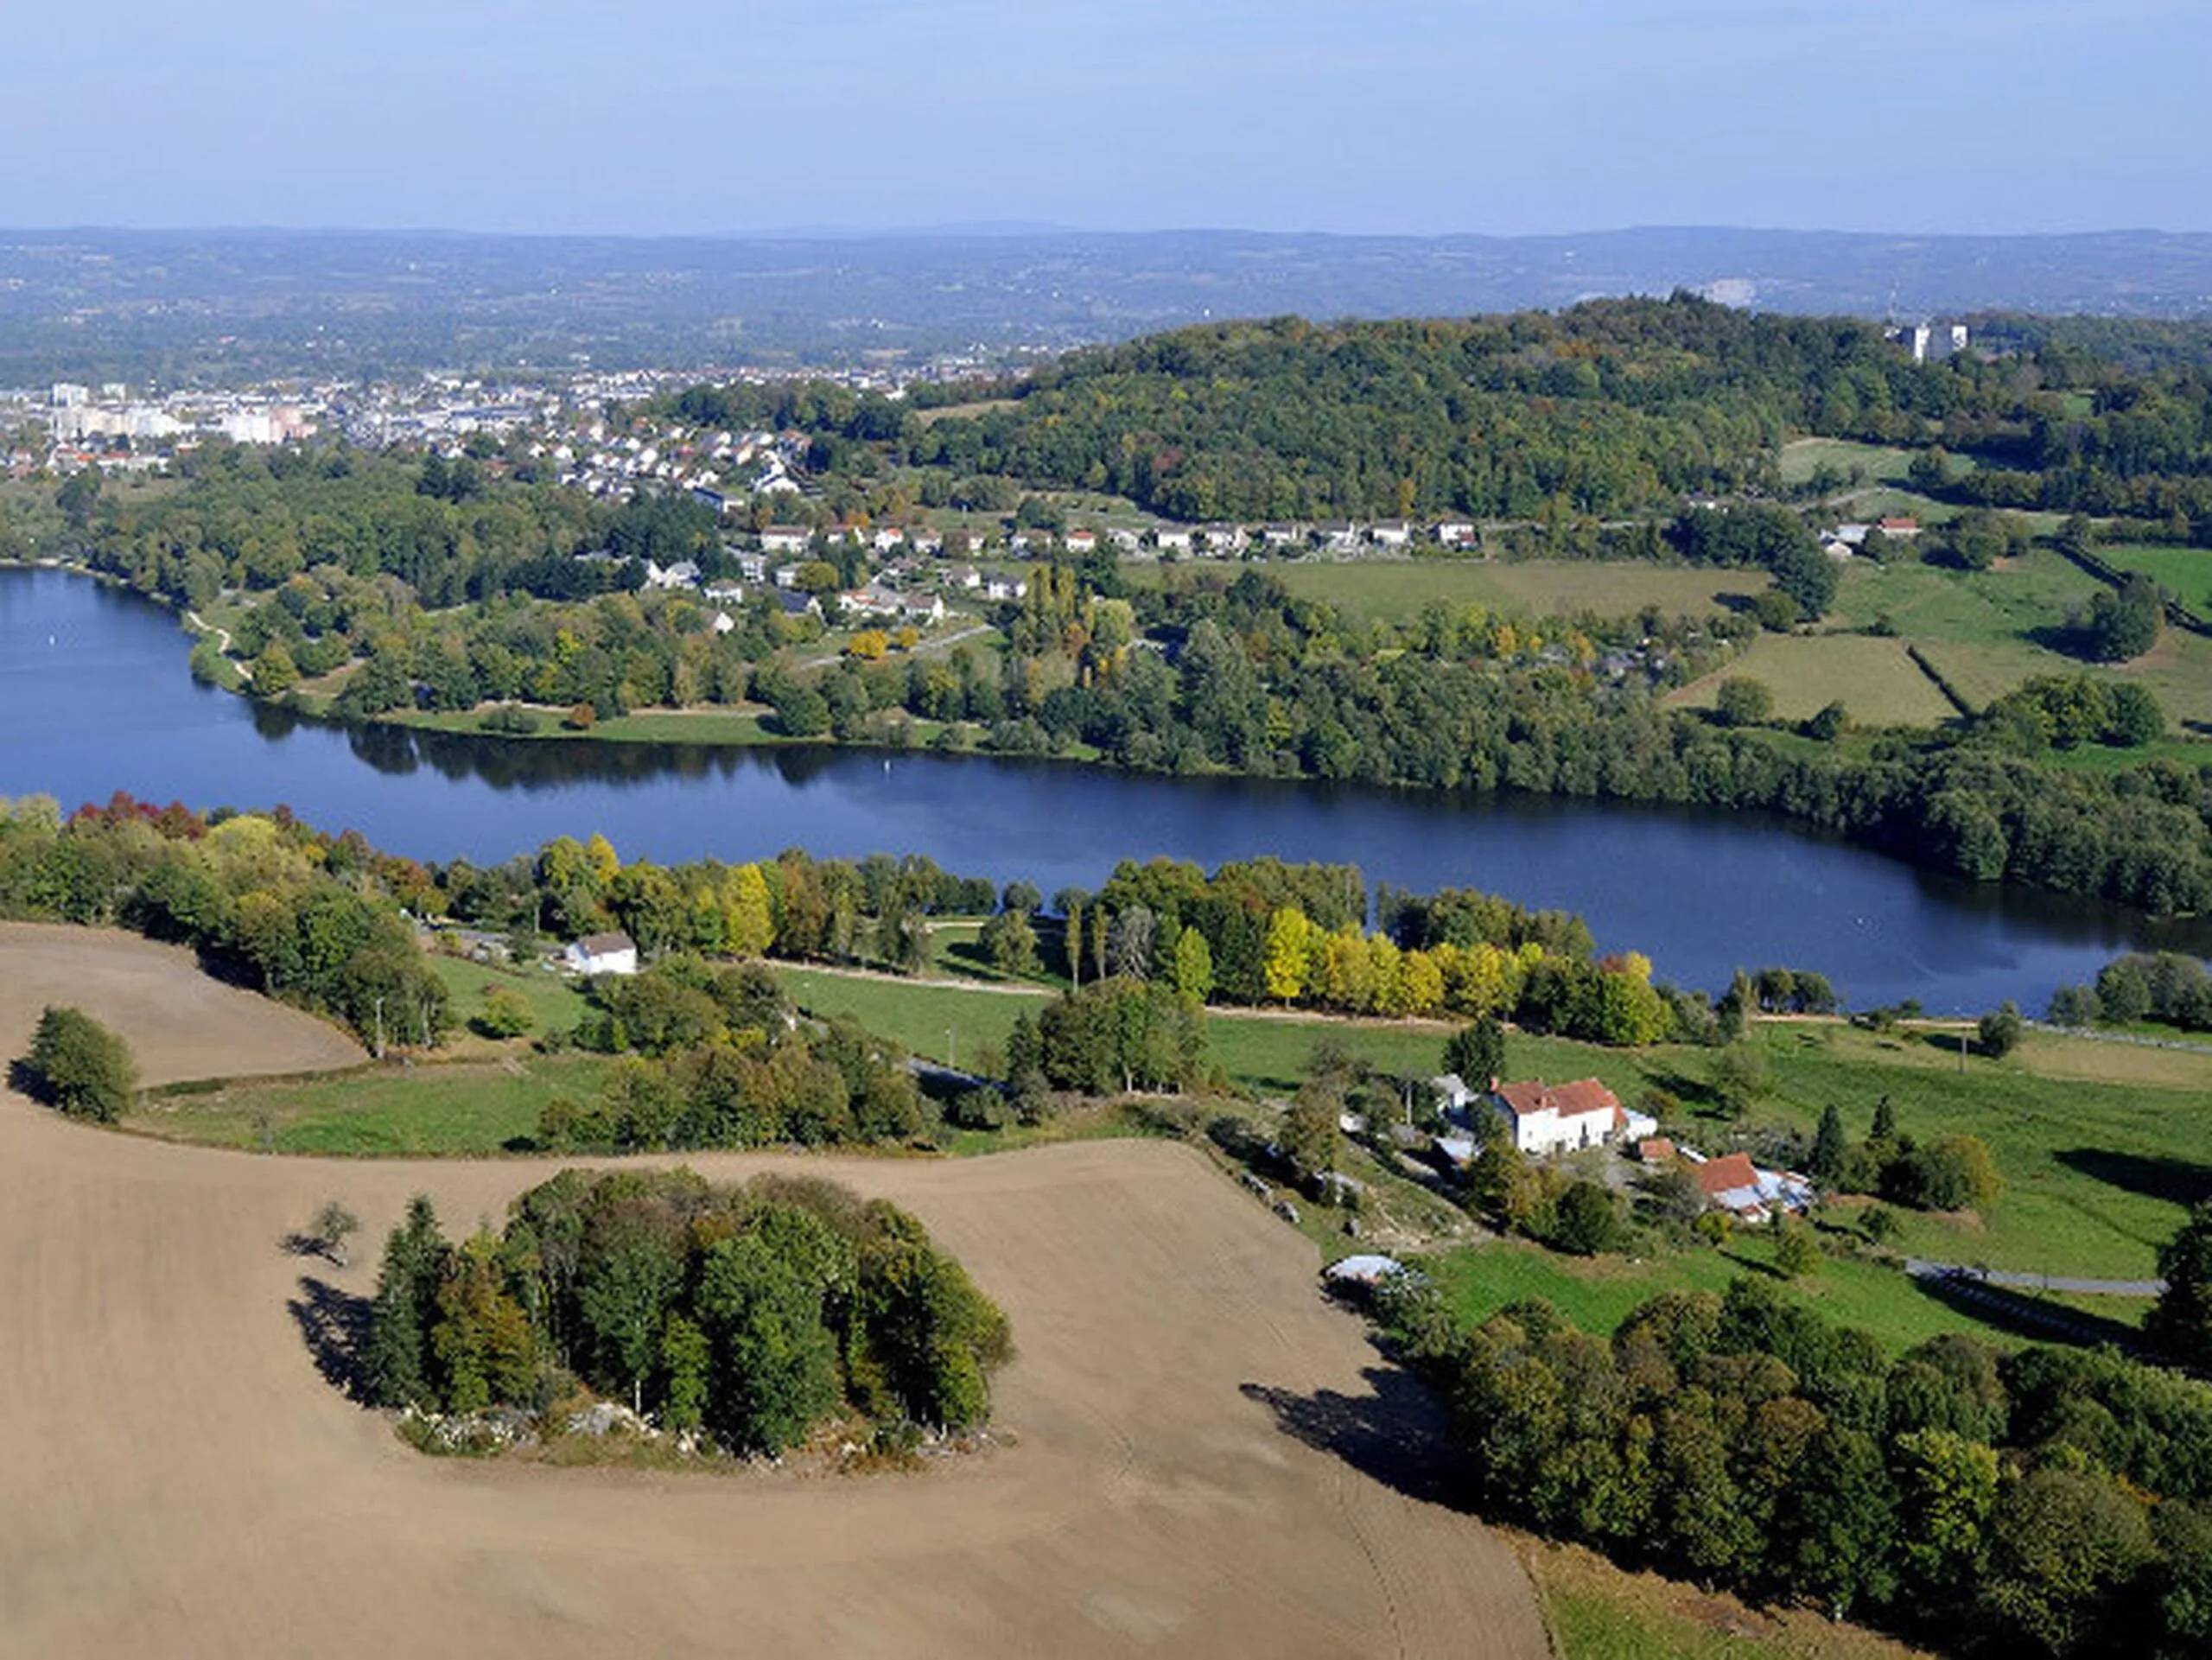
xmin=8 ymin=0 xmax=2208 ymax=238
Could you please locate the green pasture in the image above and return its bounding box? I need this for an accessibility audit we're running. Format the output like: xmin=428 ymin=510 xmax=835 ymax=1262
xmin=2096 ymin=542 xmax=2212 ymax=605
xmin=135 ymin=1053 xmax=611 ymax=1156
xmin=1668 ymin=634 xmax=1956 ymax=727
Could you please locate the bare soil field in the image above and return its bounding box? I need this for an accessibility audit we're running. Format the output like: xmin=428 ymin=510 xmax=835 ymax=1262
xmin=0 ymin=928 xmax=1544 ymax=1659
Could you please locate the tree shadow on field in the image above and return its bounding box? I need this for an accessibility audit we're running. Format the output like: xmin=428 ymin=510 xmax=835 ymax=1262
xmin=289 ymin=1275 xmax=374 ymax=1404
xmin=1241 ymin=1356 xmax=1475 ymax=1513
xmin=2056 ymin=1146 xmax=2212 ymax=1208
xmin=6 ymin=1059 xmax=54 ymax=1107
xmin=1910 ymin=1270 xmax=2147 ymax=1355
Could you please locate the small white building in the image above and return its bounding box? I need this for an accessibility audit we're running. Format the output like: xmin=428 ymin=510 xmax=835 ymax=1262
xmin=563 ymin=932 xmax=639 ymax=976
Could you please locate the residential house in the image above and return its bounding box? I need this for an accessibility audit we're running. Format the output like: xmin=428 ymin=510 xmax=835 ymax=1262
xmin=1314 ymin=521 xmax=1362 ymax=553
xmin=1108 ymin=527 xmax=1144 ymax=553
xmin=872 ymin=526 xmax=906 ymax=553
xmin=563 ymin=932 xmax=639 ymax=976
xmin=1878 ymin=516 xmax=1922 ymax=538
xmin=1064 ymin=528 xmax=1097 ymax=555
xmin=910 ymin=529 xmax=944 ymax=557
xmin=1483 ymin=1077 xmax=1657 ymax=1158
xmin=1434 ymin=519 xmax=1478 ymax=549
xmin=947 ymin=564 xmax=983 ymax=591
xmin=760 ymin=526 xmax=811 ymax=555
xmin=1370 ymin=519 xmax=1414 ymax=549
xmin=777 ymin=589 xmax=823 ymax=620
xmin=1685 ymin=1150 xmax=1814 ymax=1224
xmin=642 ymin=559 xmax=701 ymax=590
xmin=1261 ymin=523 xmax=1305 ymax=549
xmin=1154 ymin=525 xmax=1195 ymax=555
xmin=1199 ymin=523 xmax=1249 ymax=556
xmin=982 ymin=575 xmax=1028 ymax=601
xmin=772 ymin=563 xmax=806 ymax=589
xmin=733 ymin=550 xmax=769 ymax=582
xmin=900 ymin=593 xmax=947 ymax=626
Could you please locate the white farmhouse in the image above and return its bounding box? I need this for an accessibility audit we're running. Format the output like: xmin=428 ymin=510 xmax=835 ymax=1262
xmin=563 ymin=932 xmax=639 ymax=977
xmin=1484 ymin=1078 xmax=1656 ymax=1157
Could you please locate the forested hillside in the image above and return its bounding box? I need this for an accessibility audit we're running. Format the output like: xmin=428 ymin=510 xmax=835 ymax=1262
xmin=906 ymin=302 xmax=1968 ymax=520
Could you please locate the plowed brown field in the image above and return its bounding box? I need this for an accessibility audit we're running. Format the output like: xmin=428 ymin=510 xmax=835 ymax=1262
xmin=0 ymin=926 xmax=1545 ymax=1658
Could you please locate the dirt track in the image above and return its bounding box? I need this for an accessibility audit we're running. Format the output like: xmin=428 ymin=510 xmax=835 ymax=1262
xmin=0 ymin=928 xmax=1546 ymax=1658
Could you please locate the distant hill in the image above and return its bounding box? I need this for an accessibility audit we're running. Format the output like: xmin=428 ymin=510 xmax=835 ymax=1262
xmin=2 ymin=226 xmax=2209 ymax=382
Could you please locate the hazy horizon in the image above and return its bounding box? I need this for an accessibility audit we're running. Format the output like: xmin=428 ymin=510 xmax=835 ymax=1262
xmin=10 ymin=2 xmax=2206 ymax=239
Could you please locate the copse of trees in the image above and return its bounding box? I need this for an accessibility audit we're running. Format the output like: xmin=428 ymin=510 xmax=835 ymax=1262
xmin=20 ymin=1004 xmax=137 ymax=1122
xmin=365 ymin=1171 xmax=1010 ymax=1454
xmin=542 ymin=959 xmax=930 ymax=1154
xmin=2048 ymin=951 xmax=2212 ymax=1033
xmin=1374 ymin=1273 xmax=2212 ymax=1655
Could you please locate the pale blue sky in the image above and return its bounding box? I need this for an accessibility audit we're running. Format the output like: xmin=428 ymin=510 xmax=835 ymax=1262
xmin=8 ymin=0 xmax=2207 ymax=235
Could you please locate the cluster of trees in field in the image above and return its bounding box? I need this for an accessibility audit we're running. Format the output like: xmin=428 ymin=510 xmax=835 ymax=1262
xmin=1980 ymin=672 xmax=2167 ymax=751
xmin=17 ymin=1005 xmax=137 ymax=1122
xmin=2047 ymin=951 xmax=2212 ymax=1033
xmin=540 ymin=959 xmax=931 ymax=1154
xmin=0 ymin=792 xmax=449 ymax=1050
xmin=365 ymin=1169 xmax=1009 ymax=1456
xmin=1374 ymin=1273 xmax=2212 ymax=1655
xmin=1805 ymin=1097 xmax=2005 ymax=1213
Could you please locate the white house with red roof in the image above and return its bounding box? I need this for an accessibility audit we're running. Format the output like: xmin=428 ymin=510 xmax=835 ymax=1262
xmin=1482 ymin=1077 xmax=1656 ymax=1158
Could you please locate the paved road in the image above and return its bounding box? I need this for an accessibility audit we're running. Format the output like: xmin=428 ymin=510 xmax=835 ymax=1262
xmin=1906 ymin=1258 xmax=2164 ymax=1296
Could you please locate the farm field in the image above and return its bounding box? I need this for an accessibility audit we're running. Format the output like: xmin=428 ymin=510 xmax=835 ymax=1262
xmin=1255 ymin=558 xmax=1773 ymax=624
xmin=0 ymin=925 xmax=1550 ymax=1659
xmin=1808 ymin=547 xmax=2212 ymax=728
xmin=1667 ymin=634 xmax=1956 ymax=726
xmin=2096 ymin=541 xmax=2212 ymax=604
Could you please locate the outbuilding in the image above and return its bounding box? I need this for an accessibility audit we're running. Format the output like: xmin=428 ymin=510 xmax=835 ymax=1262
xmin=563 ymin=932 xmax=639 ymax=976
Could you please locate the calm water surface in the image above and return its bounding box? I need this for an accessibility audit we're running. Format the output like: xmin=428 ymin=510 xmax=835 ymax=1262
xmin=3 ymin=566 xmax=2205 ymax=1013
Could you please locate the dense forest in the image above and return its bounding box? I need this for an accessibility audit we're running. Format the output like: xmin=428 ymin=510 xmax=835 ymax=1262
xmin=365 ymin=1169 xmax=1009 ymax=1456
xmin=1373 ymin=1273 xmax=2212 ymax=1657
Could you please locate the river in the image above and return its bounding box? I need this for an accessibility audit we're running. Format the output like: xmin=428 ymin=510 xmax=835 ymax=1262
xmin=3 ymin=565 xmax=2205 ymax=1013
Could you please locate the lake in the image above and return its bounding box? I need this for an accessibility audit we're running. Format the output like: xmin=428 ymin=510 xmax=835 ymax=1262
xmin=3 ymin=564 xmax=2205 ymax=1013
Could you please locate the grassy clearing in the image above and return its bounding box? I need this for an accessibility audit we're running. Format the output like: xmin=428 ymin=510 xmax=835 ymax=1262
xmin=1777 ymin=437 xmax=1918 ymax=489
xmin=134 ymin=1053 xmax=610 ymax=1155
xmin=1668 ymin=634 xmax=1955 ymax=726
xmin=1253 ymin=559 xmax=1772 ymax=624
xmin=1522 ymin=1536 xmax=1932 ymax=1660
xmin=427 ymin=953 xmax=592 ymax=1038
xmin=1427 ymin=1235 xmax=2011 ymax=1356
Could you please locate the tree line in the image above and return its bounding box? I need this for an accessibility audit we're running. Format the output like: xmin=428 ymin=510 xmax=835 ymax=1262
xmin=0 ymin=792 xmax=450 ymax=1051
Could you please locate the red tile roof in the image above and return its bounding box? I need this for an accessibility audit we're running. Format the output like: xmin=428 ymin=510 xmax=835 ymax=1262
xmin=1694 ymin=1153 xmax=1759 ymax=1197
xmin=1491 ymin=1078 xmax=1623 ymax=1121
